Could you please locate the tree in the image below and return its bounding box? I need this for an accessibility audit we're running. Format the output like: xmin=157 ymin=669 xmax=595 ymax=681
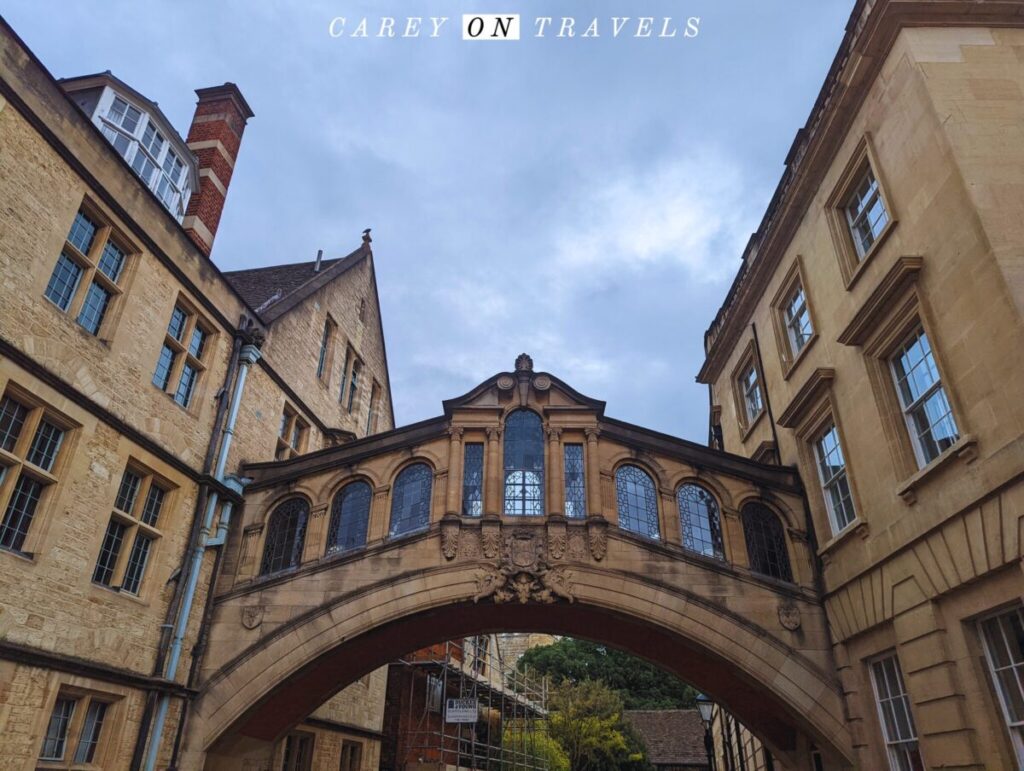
xmin=518 ymin=638 xmax=696 ymax=710
xmin=501 ymin=722 xmax=569 ymax=771
xmin=546 ymin=680 xmax=652 ymax=771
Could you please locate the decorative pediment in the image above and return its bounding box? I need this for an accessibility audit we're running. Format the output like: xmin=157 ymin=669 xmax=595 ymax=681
xmin=441 ymin=354 xmax=606 ymax=418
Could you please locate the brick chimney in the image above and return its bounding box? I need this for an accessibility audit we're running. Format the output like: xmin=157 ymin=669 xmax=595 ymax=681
xmin=182 ymin=83 xmax=254 ymax=256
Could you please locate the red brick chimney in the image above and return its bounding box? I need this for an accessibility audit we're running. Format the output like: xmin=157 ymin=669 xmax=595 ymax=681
xmin=182 ymin=83 xmax=254 ymax=256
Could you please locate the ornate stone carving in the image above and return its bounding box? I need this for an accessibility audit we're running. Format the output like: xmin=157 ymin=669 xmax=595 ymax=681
xmin=567 ymin=531 xmax=588 ymax=560
xmin=587 ymin=517 xmax=609 ymax=561
xmin=778 ymin=600 xmax=801 ymax=631
xmin=481 ymin=518 xmax=502 ymax=559
xmin=473 ymin=529 xmax=574 ymax=604
xmin=496 ymin=374 xmax=516 ymax=391
xmin=533 ymin=374 xmax=552 ymax=391
xmin=547 ymin=518 xmax=568 ymax=560
xmin=515 ymin=353 xmax=534 ymax=372
xmin=441 ymin=517 xmax=460 ymax=561
xmin=460 ymin=530 xmax=482 ymax=559
xmin=241 ymin=605 xmax=264 ymax=630
xmin=485 ymin=426 xmax=502 ymax=442
xmin=447 ymin=425 xmax=465 ymax=440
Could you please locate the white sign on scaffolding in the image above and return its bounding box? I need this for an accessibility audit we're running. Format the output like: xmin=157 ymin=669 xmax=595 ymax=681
xmin=445 ymin=697 xmax=479 ymax=723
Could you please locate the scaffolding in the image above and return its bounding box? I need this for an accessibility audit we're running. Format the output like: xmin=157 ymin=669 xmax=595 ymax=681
xmin=391 ymin=637 xmax=551 ymax=771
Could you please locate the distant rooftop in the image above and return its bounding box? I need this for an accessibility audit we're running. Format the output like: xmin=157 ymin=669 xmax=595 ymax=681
xmin=624 ymin=710 xmax=708 ymax=768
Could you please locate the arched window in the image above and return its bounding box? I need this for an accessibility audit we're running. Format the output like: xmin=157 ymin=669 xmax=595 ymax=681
xmin=741 ymin=502 xmax=792 ymax=582
xmin=260 ymin=498 xmax=309 ymax=575
xmin=615 ymin=465 xmax=660 ymax=539
xmin=389 ymin=464 xmax=433 ymax=537
xmin=676 ymin=483 xmax=724 ymax=560
xmin=326 ymin=481 xmax=372 ymax=555
xmin=503 ymin=410 xmax=545 ymax=516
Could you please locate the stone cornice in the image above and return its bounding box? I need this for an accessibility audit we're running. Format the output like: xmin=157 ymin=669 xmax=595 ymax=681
xmin=777 ymin=368 xmax=836 ymax=429
xmin=697 ymin=1 xmax=1024 ymax=384
xmin=837 ymin=255 xmax=924 ymax=346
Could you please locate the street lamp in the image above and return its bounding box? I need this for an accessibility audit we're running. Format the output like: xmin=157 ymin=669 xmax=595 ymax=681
xmin=695 ymin=693 xmax=716 ymax=771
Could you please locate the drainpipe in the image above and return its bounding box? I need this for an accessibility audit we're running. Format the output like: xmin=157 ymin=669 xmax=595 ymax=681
xmin=143 ymin=343 xmax=262 ymax=771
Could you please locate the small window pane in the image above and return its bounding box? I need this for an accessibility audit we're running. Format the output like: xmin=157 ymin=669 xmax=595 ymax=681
xmin=260 ymin=498 xmax=310 ymax=575
xmin=0 ymin=395 xmax=29 ymax=452
xmin=563 ymin=444 xmax=586 ymax=519
xmin=327 ymin=482 xmax=372 ymax=554
xmin=92 ymin=519 xmax=126 ymax=586
xmin=73 ymin=700 xmax=108 ymax=763
xmin=615 ymin=465 xmax=660 ymax=539
xmin=676 ymin=484 xmax=724 ymax=559
xmin=97 ymin=241 xmax=126 ymax=282
xmin=389 ymin=464 xmax=433 ymax=537
xmin=115 ymin=469 xmax=141 ymax=513
xmin=121 ymin=534 xmax=153 ymax=594
xmin=188 ymin=326 xmax=207 ymax=359
xmin=67 ymin=211 xmax=97 ymax=255
xmin=76 ymin=282 xmax=112 ymax=335
xmin=152 ymin=345 xmax=176 ymax=390
xmin=167 ymin=306 xmax=188 ymax=341
xmin=27 ymin=420 xmax=64 ymax=471
xmin=141 ymin=121 xmax=164 ymax=157
xmin=39 ymin=697 xmax=77 ymax=760
xmin=815 ymin=424 xmax=856 ymax=533
xmin=0 ymin=475 xmax=42 ymax=552
xmin=131 ymin=149 xmax=157 ymax=184
xmin=741 ymin=502 xmax=792 ymax=581
xmin=140 ymin=485 xmax=165 ymax=527
xmin=462 ymin=443 xmax=484 ymax=517
xmin=174 ymin=364 xmax=198 ymax=407
xmin=44 ymin=254 xmax=84 ymax=311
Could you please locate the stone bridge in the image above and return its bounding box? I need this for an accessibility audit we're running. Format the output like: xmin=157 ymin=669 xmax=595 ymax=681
xmin=186 ymin=358 xmax=853 ymax=769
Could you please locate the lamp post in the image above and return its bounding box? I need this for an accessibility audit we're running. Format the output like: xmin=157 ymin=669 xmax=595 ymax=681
xmin=695 ymin=692 xmax=717 ymax=771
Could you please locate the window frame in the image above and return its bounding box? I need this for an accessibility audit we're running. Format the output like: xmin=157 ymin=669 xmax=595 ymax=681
xmin=740 ymin=501 xmax=793 ymax=583
xmin=0 ymin=384 xmax=76 ymax=558
xmin=276 ymin=404 xmax=310 ymax=460
xmin=37 ymin=684 xmax=122 ymax=769
xmin=502 ymin=410 xmax=546 ymax=517
xmin=316 ymin=316 xmax=337 ymax=384
xmin=43 ymin=203 xmax=136 ymax=342
xmin=675 ymin=482 xmax=725 ymax=560
xmin=978 ymin=605 xmax=1024 ymax=767
xmin=769 ymin=258 xmax=817 ymax=379
xmin=825 ymin=135 xmax=897 ymax=289
xmin=614 ymin=464 xmax=661 ymax=540
xmin=812 ymin=421 xmax=857 ymax=536
xmin=868 ymin=652 xmax=925 ymax=771
xmin=91 ymin=461 xmax=172 ymax=599
xmin=152 ymin=298 xmax=214 ymax=412
xmin=730 ymin=342 xmax=765 ymax=439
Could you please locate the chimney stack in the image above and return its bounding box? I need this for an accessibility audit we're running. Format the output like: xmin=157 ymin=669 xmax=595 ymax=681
xmin=182 ymin=83 xmax=254 ymax=257
xmin=314 ymin=249 xmax=323 ymax=272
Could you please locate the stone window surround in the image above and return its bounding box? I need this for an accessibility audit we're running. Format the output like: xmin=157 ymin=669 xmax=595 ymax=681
xmin=152 ymin=294 xmax=215 ymax=413
xmin=836 ymin=258 xmax=976 ymax=504
xmin=729 ymin=340 xmax=766 ymax=442
xmin=825 ymin=134 xmax=898 ymax=290
xmin=277 ymin=403 xmax=310 ymax=461
xmin=776 ymin=368 xmax=868 ymax=553
xmin=89 ymin=459 xmax=175 ymax=603
xmin=315 ymin=314 xmax=337 ymax=386
xmin=0 ymin=380 xmax=78 ymax=560
xmin=769 ymin=256 xmax=818 ymax=381
xmin=42 ymin=199 xmax=138 ymax=344
xmin=33 ymin=676 xmax=127 ymax=770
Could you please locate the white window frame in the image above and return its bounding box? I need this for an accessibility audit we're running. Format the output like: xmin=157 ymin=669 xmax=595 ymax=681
xmin=783 ymin=282 xmax=813 ymax=357
xmin=888 ymin=326 xmax=959 ymax=468
xmin=740 ymin=364 xmax=763 ymax=424
xmin=979 ymin=606 xmax=1024 ymax=767
xmin=813 ymin=422 xmax=856 ymax=534
xmin=869 ymin=653 xmax=924 ymax=771
xmin=845 ymin=164 xmax=889 ymax=259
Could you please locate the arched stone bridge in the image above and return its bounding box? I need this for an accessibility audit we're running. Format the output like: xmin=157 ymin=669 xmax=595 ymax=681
xmin=187 ymin=358 xmax=853 ymax=769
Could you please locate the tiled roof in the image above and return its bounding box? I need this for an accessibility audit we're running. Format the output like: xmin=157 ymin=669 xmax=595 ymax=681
xmin=624 ymin=710 xmax=708 ymax=767
xmin=223 ymin=247 xmax=365 ymax=322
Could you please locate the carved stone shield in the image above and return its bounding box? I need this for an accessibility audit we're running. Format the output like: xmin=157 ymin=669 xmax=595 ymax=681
xmin=241 ymin=605 xmax=264 ymax=630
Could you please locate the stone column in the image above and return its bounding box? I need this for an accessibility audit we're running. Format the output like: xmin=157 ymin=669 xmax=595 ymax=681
xmin=485 ymin=426 xmax=502 ymax=516
xmin=446 ymin=426 xmax=464 ymax=516
xmin=584 ymin=428 xmax=602 ymax=519
xmin=547 ymin=427 xmax=563 ymax=516
xmin=368 ymin=486 xmax=390 ymax=542
xmin=893 ymin=601 xmax=983 ymax=770
xmin=302 ymin=503 xmax=329 ymax=564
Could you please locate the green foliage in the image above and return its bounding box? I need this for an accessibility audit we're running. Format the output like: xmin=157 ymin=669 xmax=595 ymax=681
xmin=501 ymin=722 xmax=569 ymax=771
xmin=518 ymin=638 xmax=696 ymax=710
xmin=546 ymin=680 xmax=653 ymax=771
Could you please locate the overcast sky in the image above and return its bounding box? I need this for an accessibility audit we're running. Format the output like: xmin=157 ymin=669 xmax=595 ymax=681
xmin=6 ymin=1 xmax=852 ymax=441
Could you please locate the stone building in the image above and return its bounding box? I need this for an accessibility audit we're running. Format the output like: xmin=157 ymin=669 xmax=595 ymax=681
xmin=697 ymin=1 xmax=1024 ymax=769
xmin=0 ymin=17 xmax=392 ymax=771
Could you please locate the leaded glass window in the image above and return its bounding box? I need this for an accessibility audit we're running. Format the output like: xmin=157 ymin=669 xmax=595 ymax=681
xmin=615 ymin=465 xmax=660 ymax=539
xmin=389 ymin=464 xmax=433 ymax=537
xmin=503 ymin=410 xmax=545 ymax=516
xmin=260 ymin=498 xmax=310 ymax=575
xmin=327 ymin=481 xmax=372 ymax=555
xmin=890 ymin=327 xmax=959 ymax=466
xmin=564 ymin=444 xmax=586 ymax=519
xmin=741 ymin=502 xmax=792 ymax=582
xmin=462 ymin=443 xmax=484 ymax=517
xmin=676 ymin=484 xmax=724 ymax=559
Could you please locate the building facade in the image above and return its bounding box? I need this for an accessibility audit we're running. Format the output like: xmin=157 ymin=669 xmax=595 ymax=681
xmin=0 ymin=17 xmax=392 ymax=771
xmin=698 ymin=1 xmax=1024 ymax=769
